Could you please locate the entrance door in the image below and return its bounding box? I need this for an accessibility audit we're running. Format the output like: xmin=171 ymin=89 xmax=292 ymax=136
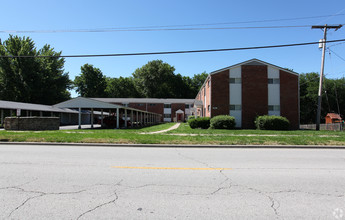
xmin=177 ymin=114 xmax=182 ymax=121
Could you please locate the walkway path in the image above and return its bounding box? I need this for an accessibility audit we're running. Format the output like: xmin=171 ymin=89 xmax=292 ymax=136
xmin=143 ymin=123 xmax=181 ymax=134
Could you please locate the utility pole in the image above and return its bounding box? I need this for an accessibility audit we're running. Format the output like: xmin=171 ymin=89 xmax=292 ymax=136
xmin=312 ymin=24 xmax=342 ymax=130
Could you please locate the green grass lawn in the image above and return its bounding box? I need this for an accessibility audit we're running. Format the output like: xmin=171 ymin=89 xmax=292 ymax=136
xmin=0 ymin=122 xmax=344 ymax=145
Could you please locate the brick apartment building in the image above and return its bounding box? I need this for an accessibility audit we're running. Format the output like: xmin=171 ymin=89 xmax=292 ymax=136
xmin=195 ymin=59 xmax=299 ymax=129
xmin=92 ymin=98 xmax=197 ymax=122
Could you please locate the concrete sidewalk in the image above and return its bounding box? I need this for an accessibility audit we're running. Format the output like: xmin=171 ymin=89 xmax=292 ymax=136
xmin=141 ymin=123 xmax=181 ymax=134
xmin=0 ymin=142 xmax=344 ymax=149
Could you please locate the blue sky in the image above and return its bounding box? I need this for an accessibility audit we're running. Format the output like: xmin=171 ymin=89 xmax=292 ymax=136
xmin=0 ymin=0 xmax=345 ymax=97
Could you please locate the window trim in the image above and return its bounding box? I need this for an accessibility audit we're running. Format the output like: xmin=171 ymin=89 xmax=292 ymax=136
xmin=164 ymin=114 xmax=171 ymax=118
xmin=230 ymin=105 xmax=241 ymax=111
xmin=268 ymin=105 xmax=280 ymax=111
xmin=268 ymin=78 xmax=280 ymax=84
xmin=230 ymin=78 xmax=241 ymax=84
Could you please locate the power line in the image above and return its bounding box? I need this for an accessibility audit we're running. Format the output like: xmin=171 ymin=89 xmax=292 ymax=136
xmin=1 ymin=38 xmax=344 ymax=59
xmin=328 ymin=48 xmax=345 ymax=62
xmin=1 ymin=25 xmax=326 ymax=33
xmin=2 ymin=13 xmax=345 ymax=34
xmin=316 ymin=7 xmax=345 ymax=25
xmin=328 ymin=42 xmax=345 ymax=48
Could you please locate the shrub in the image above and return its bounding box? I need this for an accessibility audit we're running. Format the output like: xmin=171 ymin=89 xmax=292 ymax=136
xmin=255 ymin=115 xmax=290 ymax=130
xmin=210 ymin=115 xmax=236 ymax=129
xmin=188 ymin=118 xmax=198 ymax=129
xmin=188 ymin=117 xmax=210 ymax=129
xmin=187 ymin=115 xmax=196 ymax=121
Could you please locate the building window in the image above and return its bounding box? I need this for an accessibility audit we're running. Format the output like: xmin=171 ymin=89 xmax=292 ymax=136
xmin=149 ymin=103 xmax=156 ymax=106
xmin=230 ymin=105 xmax=241 ymax=110
xmin=185 ymin=104 xmax=189 ymax=109
xmin=137 ymin=103 xmax=144 ymax=107
xmin=208 ymin=105 xmax=210 ymax=112
xmin=207 ymin=80 xmax=210 ymax=87
xmin=204 ymin=87 xmax=206 ymax=96
xmin=268 ymin=78 xmax=280 ymax=84
xmin=268 ymin=105 xmax=280 ymax=111
xmin=230 ymin=78 xmax=241 ymax=84
xmin=164 ymin=104 xmax=171 ymax=108
xmin=164 ymin=114 xmax=171 ymax=118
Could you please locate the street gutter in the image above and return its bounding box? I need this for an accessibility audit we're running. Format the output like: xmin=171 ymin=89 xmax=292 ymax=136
xmin=0 ymin=142 xmax=344 ymax=149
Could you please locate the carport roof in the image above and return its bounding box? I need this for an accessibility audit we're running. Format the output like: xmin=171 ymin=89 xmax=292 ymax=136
xmin=0 ymin=100 xmax=78 ymax=113
xmin=54 ymin=97 xmax=160 ymax=114
xmin=92 ymin=98 xmax=196 ymax=104
xmin=54 ymin=97 xmax=123 ymax=109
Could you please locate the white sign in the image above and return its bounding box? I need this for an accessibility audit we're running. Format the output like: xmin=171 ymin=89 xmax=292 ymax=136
xmin=16 ymin=109 xmax=21 ymax=116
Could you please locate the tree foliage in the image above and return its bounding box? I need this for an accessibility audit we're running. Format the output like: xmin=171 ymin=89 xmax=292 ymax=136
xmin=74 ymin=64 xmax=107 ymax=97
xmin=132 ymin=60 xmax=177 ymax=98
xmin=105 ymin=76 xmax=141 ymax=98
xmin=299 ymin=72 xmax=345 ymax=124
xmin=74 ymin=60 xmax=208 ymax=99
xmin=0 ymin=35 xmax=71 ymax=104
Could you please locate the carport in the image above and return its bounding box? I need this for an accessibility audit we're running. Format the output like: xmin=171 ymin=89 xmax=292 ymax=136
xmin=0 ymin=99 xmax=79 ymax=126
xmin=54 ymin=97 xmax=161 ymax=129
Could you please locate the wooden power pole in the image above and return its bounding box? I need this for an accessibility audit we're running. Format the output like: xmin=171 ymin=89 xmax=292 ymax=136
xmin=311 ymin=24 xmax=342 ymax=130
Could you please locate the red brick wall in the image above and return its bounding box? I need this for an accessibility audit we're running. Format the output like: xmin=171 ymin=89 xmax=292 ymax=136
xmin=205 ymin=79 xmax=211 ymax=117
xmin=280 ymin=70 xmax=299 ymax=129
xmin=128 ymin=103 xmax=146 ymax=111
xmin=210 ymin=70 xmax=229 ymax=117
xmin=171 ymin=103 xmax=186 ymax=121
xmin=147 ymin=103 xmax=164 ymax=116
xmin=242 ymin=65 xmax=268 ymax=129
xmin=131 ymin=103 xmax=164 ymax=122
xmin=196 ymin=85 xmax=206 ymax=117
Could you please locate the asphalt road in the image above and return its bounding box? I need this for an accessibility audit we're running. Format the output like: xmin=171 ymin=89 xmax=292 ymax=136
xmin=0 ymin=144 xmax=344 ymax=219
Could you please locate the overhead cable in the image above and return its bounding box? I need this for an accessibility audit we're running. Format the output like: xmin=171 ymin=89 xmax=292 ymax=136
xmin=1 ymin=13 xmax=345 ymax=33
xmin=328 ymin=48 xmax=345 ymax=62
xmin=2 ymin=25 xmax=342 ymax=33
xmin=1 ymin=38 xmax=345 ymax=58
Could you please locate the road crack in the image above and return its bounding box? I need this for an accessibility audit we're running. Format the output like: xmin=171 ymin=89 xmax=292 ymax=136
xmin=175 ymin=150 xmax=232 ymax=196
xmin=76 ymin=179 xmax=122 ymax=220
xmin=268 ymin=195 xmax=280 ymax=217
xmin=5 ymin=187 xmax=87 ymax=218
xmin=76 ymin=191 xmax=119 ymax=220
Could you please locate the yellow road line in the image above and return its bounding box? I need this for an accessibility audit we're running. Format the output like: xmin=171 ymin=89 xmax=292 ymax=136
xmin=111 ymin=166 xmax=232 ymax=170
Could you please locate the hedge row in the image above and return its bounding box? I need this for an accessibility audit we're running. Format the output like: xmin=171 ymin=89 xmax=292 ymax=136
xmin=188 ymin=115 xmax=290 ymax=130
xmin=188 ymin=115 xmax=236 ymax=129
xmin=188 ymin=117 xmax=210 ymax=129
xmin=210 ymin=115 xmax=236 ymax=129
xmin=255 ymin=115 xmax=290 ymax=130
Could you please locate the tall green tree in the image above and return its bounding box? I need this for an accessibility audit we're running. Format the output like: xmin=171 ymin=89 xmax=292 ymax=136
xmin=74 ymin=64 xmax=107 ymax=97
xmin=299 ymin=72 xmax=345 ymax=124
xmin=132 ymin=60 xmax=208 ymax=98
xmin=191 ymin=71 xmax=208 ymax=93
xmin=105 ymin=76 xmax=141 ymax=98
xmin=299 ymin=72 xmax=319 ymax=124
xmin=132 ymin=60 xmax=178 ymax=98
xmin=0 ymin=35 xmax=71 ymax=104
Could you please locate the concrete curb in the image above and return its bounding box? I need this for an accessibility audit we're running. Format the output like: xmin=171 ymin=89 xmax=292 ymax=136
xmin=0 ymin=141 xmax=344 ymax=149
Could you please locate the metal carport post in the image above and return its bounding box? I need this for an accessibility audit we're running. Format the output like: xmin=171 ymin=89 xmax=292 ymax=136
xmin=131 ymin=110 xmax=133 ymax=128
xmin=116 ymin=108 xmax=120 ymax=129
xmin=125 ymin=109 xmax=128 ymax=128
xmin=101 ymin=109 xmax=104 ymax=127
xmin=141 ymin=112 xmax=143 ymax=126
xmin=91 ymin=108 xmax=94 ymax=129
xmin=1 ymin=109 xmax=3 ymax=126
xmin=78 ymin=108 xmax=82 ymax=129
